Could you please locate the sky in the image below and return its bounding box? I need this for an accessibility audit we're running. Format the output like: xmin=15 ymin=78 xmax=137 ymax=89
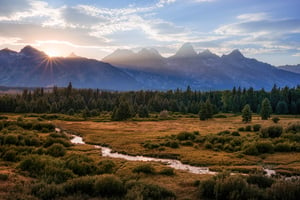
xmin=0 ymin=0 xmax=299 ymax=65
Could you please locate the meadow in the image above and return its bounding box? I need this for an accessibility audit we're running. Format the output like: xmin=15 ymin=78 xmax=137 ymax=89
xmin=0 ymin=113 xmax=299 ymax=200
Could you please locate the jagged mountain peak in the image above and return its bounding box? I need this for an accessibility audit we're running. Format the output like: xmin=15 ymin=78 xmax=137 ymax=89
xmin=174 ymin=43 xmax=197 ymax=58
xmin=20 ymin=45 xmax=46 ymax=57
xmin=137 ymin=48 xmax=163 ymax=58
xmin=68 ymin=52 xmax=80 ymax=58
xmin=198 ymin=49 xmax=219 ymax=59
xmin=0 ymin=48 xmax=17 ymax=55
xmin=226 ymin=49 xmax=244 ymax=59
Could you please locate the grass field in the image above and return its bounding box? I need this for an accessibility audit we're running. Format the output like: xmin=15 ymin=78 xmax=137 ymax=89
xmin=56 ymin=114 xmax=300 ymax=175
xmin=1 ymin=113 xmax=299 ymax=200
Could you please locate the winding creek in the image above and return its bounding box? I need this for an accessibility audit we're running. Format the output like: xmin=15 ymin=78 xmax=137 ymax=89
xmin=64 ymin=129 xmax=277 ymax=176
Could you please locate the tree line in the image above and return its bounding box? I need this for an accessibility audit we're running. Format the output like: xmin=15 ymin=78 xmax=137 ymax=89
xmin=0 ymin=83 xmax=300 ymax=118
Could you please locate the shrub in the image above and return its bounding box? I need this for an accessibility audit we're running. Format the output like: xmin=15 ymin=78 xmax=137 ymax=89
xmin=63 ymin=176 xmax=96 ymax=195
xmin=177 ymin=131 xmax=196 ymax=140
xmin=272 ymin=117 xmax=280 ymax=123
xmin=159 ymin=110 xmax=169 ymax=119
xmin=217 ymin=130 xmax=231 ymax=135
xmin=2 ymin=149 xmax=18 ymax=162
xmin=65 ymin=154 xmax=97 ymax=176
xmin=231 ymin=131 xmax=240 ymax=136
xmin=98 ymin=160 xmax=115 ymax=174
xmin=43 ymin=165 xmax=74 ymax=184
xmin=275 ymin=142 xmax=291 ymax=152
xmin=204 ymin=141 xmax=213 ymax=149
xmin=238 ymin=127 xmax=245 ymax=131
xmin=286 ymin=122 xmax=300 ymax=133
xmin=253 ymin=124 xmax=262 ymax=132
xmin=245 ymin=125 xmax=252 ymax=131
xmin=181 ymin=141 xmax=193 ymax=146
xmin=267 ymin=179 xmax=300 ymax=200
xmin=31 ymin=182 xmax=64 ymax=200
xmin=247 ymin=174 xmax=274 ymax=188
xmin=214 ymin=175 xmax=249 ymax=200
xmin=256 ymin=141 xmax=274 ymax=154
xmin=0 ymin=116 xmax=8 ymax=120
xmin=243 ymin=144 xmax=259 ymax=155
xmin=132 ymin=164 xmax=155 ymax=174
xmin=18 ymin=155 xmax=46 ymax=176
xmin=125 ymin=181 xmax=176 ymax=200
xmin=47 ymin=143 xmax=66 ymax=157
xmin=0 ymin=173 xmax=8 ymax=181
xmin=260 ymin=126 xmax=283 ymax=138
xmin=94 ymin=174 xmax=125 ymax=197
xmin=4 ymin=134 xmax=18 ymax=145
xmin=198 ymin=178 xmax=216 ymax=199
xmin=159 ymin=168 xmax=175 ymax=176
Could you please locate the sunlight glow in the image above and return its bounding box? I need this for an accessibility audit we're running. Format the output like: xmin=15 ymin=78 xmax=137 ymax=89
xmin=45 ymin=49 xmax=61 ymax=57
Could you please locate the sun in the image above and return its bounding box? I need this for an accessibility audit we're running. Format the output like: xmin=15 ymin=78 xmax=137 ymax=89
xmin=45 ymin=49 xmax=61 ymax=58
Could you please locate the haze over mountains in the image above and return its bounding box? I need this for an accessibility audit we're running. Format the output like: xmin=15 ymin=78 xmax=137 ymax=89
xmin=0 ymin=44 xmax=299 ymax=91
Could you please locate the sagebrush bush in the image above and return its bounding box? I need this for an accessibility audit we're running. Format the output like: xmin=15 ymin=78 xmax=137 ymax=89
xmin=65 ymin=154 xmax=97 ymax=176
xmin=132 ymin=164 xmax=155 ymax=174
xmin=47 ymin=143 xmax=66 ymax=157
xmin=253 ymin=124 xmax=262 ymax=132
xmin=176 ymin=131 xmax=196 ymax=140
xmin=286 ymin=122 xmax=300 ymax=133
xmin=246 ymin=174 xmax=274 ymax=188
xmin=260 ymin=125 xmax=283 ymax=138
xmin=98 ymin=160 xmax=115 ymax=174
xmin=159 ymin=168 xmax=175 ymax=176
xmin=94 ymin=174 xmax=125 ymax=197
xmin=125 ymin=181 xmax=176 ymax=200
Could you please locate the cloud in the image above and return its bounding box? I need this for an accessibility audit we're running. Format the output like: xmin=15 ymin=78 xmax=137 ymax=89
xmin=0 ymin=0 xmax=31 ymax=16
xmin=237 ymin=12 xmax=268 ymax=22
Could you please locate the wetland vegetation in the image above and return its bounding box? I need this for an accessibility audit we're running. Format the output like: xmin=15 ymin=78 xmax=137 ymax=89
xmin=0 ymin=85 xmax=300 ymax=199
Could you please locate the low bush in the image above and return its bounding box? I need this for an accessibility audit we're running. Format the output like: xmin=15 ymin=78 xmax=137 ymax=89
xmin=255 ymin=141 xmax=274 ymax=154
xmin=238 ymin=127 xmax=245 ymax=131
xmin=159 ymin=168 xmax=175 ymax=176
xmin=2 ymin=149 xmax=19 ymax=162
xmin=272 ymin=117 xmax=280 ymax=123
xmin=217 ymin=130 xmax=231 ymax=135
xmin=231 ymin=131 xmax=240 ymax=136
xmin=125 ymin=181 xmax=176 ymax=200
xmin=286 ymin=122 xmax=300 ymax=133
xmin=274 ymin=142 xmax=291 ymax=152
xmin=261 ymin=126 xmax=283 ymax=138
xmin=0 ymin=173 xmax=8 ymax=181
xmin=94 ymin=174 xmax=125 ymax=197
xmin=132 ymin=164 xmax=155 ymax=174
xmin=253 ymin=124 xmax=262 ymax=132
xmin=47 ymin=143 xmax=66 ymax=157
xmin=65 ymin=154 xmax=97 ymax=176
xmin=247 ymin=174 xmax=274 ymax=188
xmin=98 ymin=160 xmax=115 ymax=174
xmin=176 ymin=131 xmax=196 ymax=140
xmin=214 ymin=114 xmax=227 ymax=118
xmin=245 ymin=125 xmax=252 ymax=131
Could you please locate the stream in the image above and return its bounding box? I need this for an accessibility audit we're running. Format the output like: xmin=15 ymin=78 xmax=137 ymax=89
xmin=69 ymin=134 xmax=215 ymax=174
xmin=66 ymin=130 xmax=276 ymax=176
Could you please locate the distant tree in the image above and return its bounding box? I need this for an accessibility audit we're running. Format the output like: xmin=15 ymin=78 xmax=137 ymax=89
xmin=261 ymin=98 xmax=272 ymax=120
xmin=242 ymin=104 xmax=252 ymax=123
xmin=199 ymin=99 xmax=213 ymax=121
xmin=138 ymin=105 xmax=149 ymax=118
xmin=111 ymin=100 xmax=132 ymax=121
xmin=276 ymin=101 xmax=288 ymax=114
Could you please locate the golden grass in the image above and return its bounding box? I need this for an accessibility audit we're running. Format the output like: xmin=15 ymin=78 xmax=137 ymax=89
xmin=56 ymin=115 xmax=300 ymax=172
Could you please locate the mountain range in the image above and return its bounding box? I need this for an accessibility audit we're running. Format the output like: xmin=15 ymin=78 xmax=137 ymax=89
xmin=0 ymin=44 xmax=299 ymax=91
xmin=278 ymin=64 xmax=300 ymax=74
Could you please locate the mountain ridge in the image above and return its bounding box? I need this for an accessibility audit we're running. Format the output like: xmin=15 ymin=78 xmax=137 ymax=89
xmin=0 ymin=45 xmax=299 ymax=90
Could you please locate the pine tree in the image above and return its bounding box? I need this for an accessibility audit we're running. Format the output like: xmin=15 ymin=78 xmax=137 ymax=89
xmin=242 ymin=104 xmax=252 ymax=123
xmin=199 ymin=99 xmax=213 ymax=121
xmin=261 ymin=98 xmax=272 ymax=120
